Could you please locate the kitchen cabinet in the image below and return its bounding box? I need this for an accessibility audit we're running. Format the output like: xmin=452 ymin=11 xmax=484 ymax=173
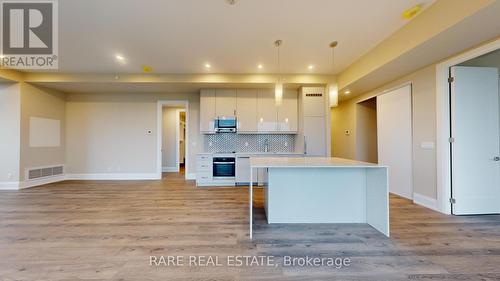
xmin=196 ymin=154 xmax=213 ymax=184
xmin=200 ymin=89 xmax=216 ymax=133
xmin=257 ymin=89 xmax=278 ymax=132
xmin=236 ymin=156 xmax=258 ymax=183
xmin=236 ymin=89 xmax=258 ymax=132
xmin=303 ymin=116 xmax=326 ymax=156
xmin=302 ymin=87 xmax=325 ymax=117
xmin=215 ymin=89 xmax=237 ymax=117
xmin=277 ymin=89 xmax=298 ymax=132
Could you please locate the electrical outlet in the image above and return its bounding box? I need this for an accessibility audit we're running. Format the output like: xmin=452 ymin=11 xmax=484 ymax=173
xmin=7 ymin=173 xmax=12 ymax=180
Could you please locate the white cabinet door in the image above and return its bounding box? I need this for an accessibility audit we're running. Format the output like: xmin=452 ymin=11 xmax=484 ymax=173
xmin=303 ymin=116 xmax=326 ymax=156
xmin=302 ymin=87 xmax=325 ymax=117
xmin=236 ymin=89 xmax=258 ymax=132
xmin=216 ymin=89 xmax=237 ymax=117
xmin=236 ymin=157 xmax=258 ymax=183
xmin=257 ymin=89 xmax=278 ymax=132
xmin=200 ymin=89 xmax=216 ymax=133
xmin=278 ymin=89 xmax=298 ymax=132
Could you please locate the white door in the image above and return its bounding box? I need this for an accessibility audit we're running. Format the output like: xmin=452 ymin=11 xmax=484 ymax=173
xmin=377 ymin=84 xmax=413 ymax=199
xmin=450 ymin=66 xmax=500 ymax=215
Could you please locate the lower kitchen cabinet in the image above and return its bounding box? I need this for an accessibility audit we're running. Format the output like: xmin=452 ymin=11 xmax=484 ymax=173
xmin=236 ymin=156 xmax=258 ymax=183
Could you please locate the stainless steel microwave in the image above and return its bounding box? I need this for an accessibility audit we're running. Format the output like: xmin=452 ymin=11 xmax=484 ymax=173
xmin=215 ymin=117 xmax=237 ymax=133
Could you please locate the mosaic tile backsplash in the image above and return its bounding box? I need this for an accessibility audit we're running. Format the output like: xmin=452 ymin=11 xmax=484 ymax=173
xmin=204 ymin=133 xmax=296 ymax=153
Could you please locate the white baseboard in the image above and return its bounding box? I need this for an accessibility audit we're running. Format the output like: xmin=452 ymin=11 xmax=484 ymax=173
xmin=66 ymin=173 xmax=159 ymax=180
xmin=20 ymin=175 xmax=67 ymax=189
xmin=0 ymin=182 xmax=20 ymax=190
xmin=185 ymin=173 xmax=196 ymax=180
xmin=413 ymin=193 xmax=439 ymax=212
xmin=162 ymin=166 xmax=179 ymax=172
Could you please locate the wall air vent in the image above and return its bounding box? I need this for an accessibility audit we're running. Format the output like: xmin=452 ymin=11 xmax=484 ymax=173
xmin=27 ymin=165 xmax=64 ymax=180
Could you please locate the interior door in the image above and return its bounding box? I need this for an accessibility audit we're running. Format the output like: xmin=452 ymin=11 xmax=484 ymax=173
xmin=450 ymin=66 xmax=500 ymax=215
xmin=377 ymin=84 xmax=413 ymax=199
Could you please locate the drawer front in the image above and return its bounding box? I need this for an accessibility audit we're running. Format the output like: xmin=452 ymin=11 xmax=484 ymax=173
xmin=197 ymin=155 xmax=212 ymax=161
xmin=197 ymin=160 xmax=212 ymax=171
xmin=196 ymin=171 xmax=212 ymax=182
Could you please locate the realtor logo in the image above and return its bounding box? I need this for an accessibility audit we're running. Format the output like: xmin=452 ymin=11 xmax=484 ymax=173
xmin=0 ymin=0 xmax=58 ymax=69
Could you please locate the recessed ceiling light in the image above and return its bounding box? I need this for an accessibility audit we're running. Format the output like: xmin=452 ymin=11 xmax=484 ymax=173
xmin=205 ymin=63 xmax=211 ymax=69
xmin=308 ymin=65 xmax=314 ymax=70
xmin=0 ymin=54 xmax=4 ymax=59
xmin=257 ymin=64 xmax=263 ymax=69
xmin=115 ymin=54 xmax=126 ymax=64
xmin=344 ymin=90 xmax=351 ymax=95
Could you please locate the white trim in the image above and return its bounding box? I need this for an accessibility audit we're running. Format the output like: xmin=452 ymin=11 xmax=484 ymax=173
xmin=66 ymin=173 xmax=158 ymax=180
xmin=435 ymin=38 xmax=500 ymax=215
xmin=162 ymin=166 xmax=178 ymax=172
xmin=185 ymin=173 xmax=196 ymax=180
xmin=0 ymin=182 xmax=20 ymax=190
xmin=20 ymin=175 xmax=66 ymax=189
xmin=158 ymin=100 xmax=189 ymax=181
xmin=413 ymin=193 xmax=439 ymax=212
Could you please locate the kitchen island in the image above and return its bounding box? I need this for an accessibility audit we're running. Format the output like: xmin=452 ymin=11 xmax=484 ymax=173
xmin=249 ymin=157 xmax=389 ymax=238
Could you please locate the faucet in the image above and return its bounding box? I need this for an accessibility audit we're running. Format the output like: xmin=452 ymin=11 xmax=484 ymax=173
xmin=264 ymin=138 xmax=270 ymax=153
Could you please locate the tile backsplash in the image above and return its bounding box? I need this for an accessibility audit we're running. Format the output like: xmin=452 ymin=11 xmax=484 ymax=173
xmin=204 ymin=133 xmax=296 ymax=153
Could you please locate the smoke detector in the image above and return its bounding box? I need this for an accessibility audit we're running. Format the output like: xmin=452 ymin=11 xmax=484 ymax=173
xmin=226 ymin=0 xmax=237 ymax=5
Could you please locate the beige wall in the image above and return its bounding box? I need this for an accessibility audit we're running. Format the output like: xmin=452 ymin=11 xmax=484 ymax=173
xmin=19 ymin=83 xmax=66 ymax=181
xmin=65 ymin=92 xmax=200 ymax=176
xmin=0 ymin=83 xmax=21 ymax=182
xmin=332 ymin=65 xmax=437 ymax=199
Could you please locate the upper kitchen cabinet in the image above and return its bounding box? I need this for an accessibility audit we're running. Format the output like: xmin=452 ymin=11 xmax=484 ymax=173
xmin=277 ymin=89 xmax=298 ymax=132
xmin=302 ymin=87 xmax=325 ymax=117
xmin=236 ymin=89 xmax=258 ymax=132
xmin=215 ymin=89 xmax=237 ymax=117
xmin=200 ymin=89 xmax=216 ymax=133
xmin=257 ymin=89 xmax=278 ymax=132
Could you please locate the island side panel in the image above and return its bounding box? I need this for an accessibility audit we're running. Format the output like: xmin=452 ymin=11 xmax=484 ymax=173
xmin=266 ymin=167 xmax=366 ymax=223
xmin=366 ymin=167 xmax=390 ymax=237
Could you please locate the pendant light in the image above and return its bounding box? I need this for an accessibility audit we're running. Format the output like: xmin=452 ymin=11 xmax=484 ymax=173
xmin=274 ymin=39 xmax=283 ymax=106
xmin=328 ymin=41 xmax=339 ymax=108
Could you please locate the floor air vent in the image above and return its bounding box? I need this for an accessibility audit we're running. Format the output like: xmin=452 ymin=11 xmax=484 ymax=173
xmin=27 ymin=166 xmax=64 ymax=180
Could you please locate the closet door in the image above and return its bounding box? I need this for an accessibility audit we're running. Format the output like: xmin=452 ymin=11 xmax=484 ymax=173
xmin=377 ymin=84 xmax=413 ymax=199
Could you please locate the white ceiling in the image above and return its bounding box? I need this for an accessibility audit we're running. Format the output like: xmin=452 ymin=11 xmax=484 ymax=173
xmin=55 ymin=0 xmax=434 ymax=74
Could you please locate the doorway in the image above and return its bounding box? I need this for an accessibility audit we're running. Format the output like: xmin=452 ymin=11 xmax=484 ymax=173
xmin=355 ymin=97 xmax=378 ymax=163
xmin=157 ymin=100 xmax=189 ymax=179
xmin=449 ymin=50 xmax=500 ymax=215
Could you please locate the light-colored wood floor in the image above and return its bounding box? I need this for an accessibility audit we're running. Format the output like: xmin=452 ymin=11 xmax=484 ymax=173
xmin=1 ymin=172 xmax=499 ymax=281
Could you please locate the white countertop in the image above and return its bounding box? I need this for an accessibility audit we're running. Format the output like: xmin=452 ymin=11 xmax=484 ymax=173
xmin=250 ymin=157 xmax=386 ymax=168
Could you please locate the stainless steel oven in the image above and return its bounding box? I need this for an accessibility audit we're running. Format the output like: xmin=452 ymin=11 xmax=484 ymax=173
xmin=213 ymin=157 xmax=235 ymax=179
